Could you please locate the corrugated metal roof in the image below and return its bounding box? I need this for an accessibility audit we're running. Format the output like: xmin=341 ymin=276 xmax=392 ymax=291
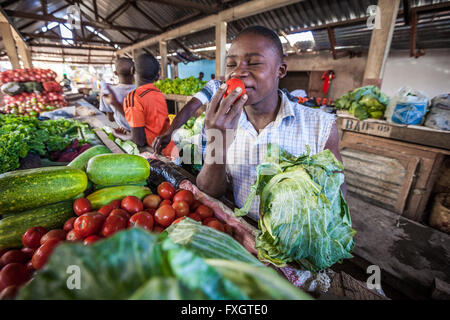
xmin=0 ymin=0 xmax=449 ymax=63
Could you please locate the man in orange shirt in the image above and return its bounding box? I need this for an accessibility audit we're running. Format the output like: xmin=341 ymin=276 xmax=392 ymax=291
xmin=107 ymin=53 xmax=175 ymax=157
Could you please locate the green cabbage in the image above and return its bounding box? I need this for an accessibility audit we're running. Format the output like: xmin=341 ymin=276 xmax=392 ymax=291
xmin=235 ymin=144 xmax=356 ymax=272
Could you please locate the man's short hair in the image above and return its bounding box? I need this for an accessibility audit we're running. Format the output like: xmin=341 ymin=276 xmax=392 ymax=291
xmin=115 ymin=57 xmax=134 ymax=76
xmin=235 ymin=25 xmax=284 ymax=61
xmin=135 ymin=53 xmax=160 ymax=82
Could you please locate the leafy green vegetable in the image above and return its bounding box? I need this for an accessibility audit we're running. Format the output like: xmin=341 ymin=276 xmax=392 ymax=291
xmin=235 ymin=144 xmax=356 ymax=272
xmin=334 ymin=86 xmax=389 ymax=120
xmin=154 ymin=77 xmax=207 ymax=96
xmin=0 ymin=115 xmax=95 ymax=174
xmin=17 ymin=226 xmax=310 ymax=300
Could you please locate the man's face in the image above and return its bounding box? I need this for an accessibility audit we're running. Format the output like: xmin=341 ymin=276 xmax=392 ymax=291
xmin=225 ymin=34 xmax=287 ymax=106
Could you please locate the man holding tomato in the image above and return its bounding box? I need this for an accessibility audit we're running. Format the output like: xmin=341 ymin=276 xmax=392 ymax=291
xmin=196 ymin=26 xmax=345 ymax=220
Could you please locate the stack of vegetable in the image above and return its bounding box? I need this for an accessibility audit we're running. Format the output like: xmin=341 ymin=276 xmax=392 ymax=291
xmin=172 ymin=112 xmax=205 ymax=173
xmin=102 ymin=126 xmax=140 ymax=155
xmin=14 ymin=221 xmax=310 ymax=300
xmin=0 ymin=68 xmax=68 ymax=116
xmin=236 ymin=144 xmax=356 ymax=272
xmin=334 ymin=85 xmax=390 ymax=120
xmin=154 ymin=77 xmax=207 ymax=96
xmin=0 ymin=115 xmax=96 ymax=174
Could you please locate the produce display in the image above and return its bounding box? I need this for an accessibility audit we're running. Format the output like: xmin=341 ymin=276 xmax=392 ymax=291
xmin=0 ymin=68 xmax=68 ymax=116
xmin=172 ymin=112 xmax=205 ymax=173
xmin=102 ymin=126 xmax=140 ymax=155
xmin=154 ymin=77 xmax=207 ymax=96
xmin=14 ymin=224 xmax=310 ymax=300
xmin=0 ymin=115 xmax=96 ymax=174
xmin=334 ymin=85 xmax=389 ymax=120
xmin=236 ymin=144 xmax=356 ymax=272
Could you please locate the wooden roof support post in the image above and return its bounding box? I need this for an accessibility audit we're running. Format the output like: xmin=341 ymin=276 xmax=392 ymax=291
xmin=409 ymin=9 xmax=417 ymax=57
xmin=327 ymin=27 xmax=337 ymax=60
xmin=159 ymin=40 xmax=168 ymax=79
xmin=363 ymin=0 xmax=400 ymax=87
xmin=215 ymin=21 xmax=227 ymax=81
xmin=16 ymin=40 xmax=32 ymax=68
xmin=0 ymin=22 xmax=20 ymax=69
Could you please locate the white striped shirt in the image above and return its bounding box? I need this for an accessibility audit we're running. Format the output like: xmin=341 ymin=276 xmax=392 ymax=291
xmin=225 ymin=90 xmax=336 ymax=220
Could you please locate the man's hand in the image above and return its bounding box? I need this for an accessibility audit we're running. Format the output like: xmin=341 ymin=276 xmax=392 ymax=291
xmin=205 ymin=82 xmax=247 ymax=143
xmin=114 ymin=127 xmax=128 ymax=135
xmin=153 ymin=132 xmax=172 ymax=154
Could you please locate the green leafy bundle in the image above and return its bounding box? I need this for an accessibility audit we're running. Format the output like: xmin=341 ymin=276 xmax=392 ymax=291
xmin=154 ymin=77 xmax=207 ymax=96
xmin=334 ymin=85 xmax=390 ymax=120
xmin=17 ymin=220 xmax=311 ymax=300
xmin=235 ymin=144 xmax=356 ymax=272
xmin=0 ymin=114 xmax=94 ymax=174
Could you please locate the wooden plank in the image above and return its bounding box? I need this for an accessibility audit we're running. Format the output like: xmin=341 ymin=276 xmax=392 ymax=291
xmin=347 ymin=193 xmax=450 ymax=299
xmin=336 ymin=115 xmax=450 ymax=151
xmin=215 ymin=21 xmax=227 ymax=81
xmin=117 ymin=0 xmax=304 ymax=54
xmin=363 ymin=0 xmax=401 ymax=84
xmin=0 ymin=22 xmax=19 ymax=69
xmin=163 ymin=93 xmax=193 ymax=104
xmin=94 ymin=128 xmax=124 ymax=154
xmin=159 ymin=40 xmax=168 ymax=79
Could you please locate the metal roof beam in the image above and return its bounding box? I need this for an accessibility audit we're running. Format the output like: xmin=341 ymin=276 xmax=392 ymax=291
xmin=4 ymin=9 xmax=160 ymax=34
xmin=141 ymin=0 xmax=218 ymax=15
xmin=30 ymin=43 xmax=116 ymax=51
xmin=22 ymin=32 xmax=132 ymax=46
xmin=117 ymin=0 xmax=304 ymax=54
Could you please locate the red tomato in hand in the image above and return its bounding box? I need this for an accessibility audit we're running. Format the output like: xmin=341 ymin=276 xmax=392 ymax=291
xmin=83 ymin=235 xmax=102 ymax=245
xmin=172 ymin=201 xmax=190 ymax=217
xmin=101 ymin=214 xmax=127 ymax=237
xmin=128 ymin=212 xmax=154 ymax=231
xmin=0 ymin=250 xmax=28 ymax=265
xmin=98 ymin=204 xmax=114 ymax=216
xmin=63 ymin=217 xmax=76 ymax=232
xmin=109 ymin=199 xmax=121 ymax=209
xmin=31 ymin=239 xmax=60 ymax=270
xmin=0 ymin=263 xmax=30 ymax=291
xmin=154 ymin=205 xmax=176 ymax=227
xmin=157 ymin=182 xmax=175 ymax=200
xmin=196 ymin=205 xmax=214 ymax=220
xmin=66 ymin=229 xmax=83 ymax=242
xmin=172 ymin=190 xmax=194 ymax=206
xmin=22 ymin=226 xmax=47 ymax=248
xmin=110 ymin=208 xmax=130 ymax=220
xmin=40 ymin=229 xmax=67 ymax=245
xmin=74 ymin=212 xmax=105 ymax=238
xmin=187 ymin=213 xmax=202 ymax=222
xmin=121 ymin=196 xmax=143 ymax=214
xmin=143 ymin=194 xmax=162 ymax=210
xmin=73 ymin=198 xmax=92 ymax=216
xmin=224 ymin=78 xmax=246 ymax=103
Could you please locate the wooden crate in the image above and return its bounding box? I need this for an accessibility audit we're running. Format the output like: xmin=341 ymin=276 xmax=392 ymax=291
xmin=339 ymin=131 xmax=447 ymax=222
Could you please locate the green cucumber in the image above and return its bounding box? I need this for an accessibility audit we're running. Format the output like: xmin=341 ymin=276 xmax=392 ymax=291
xmin=0 ymin=166 xmax=88 ymax=215
xmin=0 ymin=201 xmax=75 ymax=250
xmin=68 ymin=145 xmax=112 ymax=171
xmin=87 ymin=186 xmax=152 ymax=209
xmin=93 ymin=180 xmax=148 ymax=191
xmin=86 ymin=154 xmax=150 ymax=186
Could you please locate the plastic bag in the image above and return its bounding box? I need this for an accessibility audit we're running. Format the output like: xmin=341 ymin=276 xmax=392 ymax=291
xmin=423 ymin=94 xmax=450 ymax=131
xmin=385 ymin=87 xmax=429 ymax=125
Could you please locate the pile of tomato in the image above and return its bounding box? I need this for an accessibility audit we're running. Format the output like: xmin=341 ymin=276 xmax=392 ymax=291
xmin=0 ymin=69 xmax=57 ymax=84
xmin=0 ymin=182 xmax=232 ymax=300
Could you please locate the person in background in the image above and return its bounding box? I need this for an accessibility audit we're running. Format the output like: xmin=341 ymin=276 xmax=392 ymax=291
xmin=211 ymin=74 xmax=215 ymax=80
xmin=61 ymin=73 xmax=71 ymax=90
xmin=99 ymin=57 xmax=135 ymax=134
xmin=198 ymin=72 xmax=204 ymax=81
xmin=107 ymin=53 xmax=175 ymax=157
xmin=153 ymin=78 xmax=221 ymax=154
